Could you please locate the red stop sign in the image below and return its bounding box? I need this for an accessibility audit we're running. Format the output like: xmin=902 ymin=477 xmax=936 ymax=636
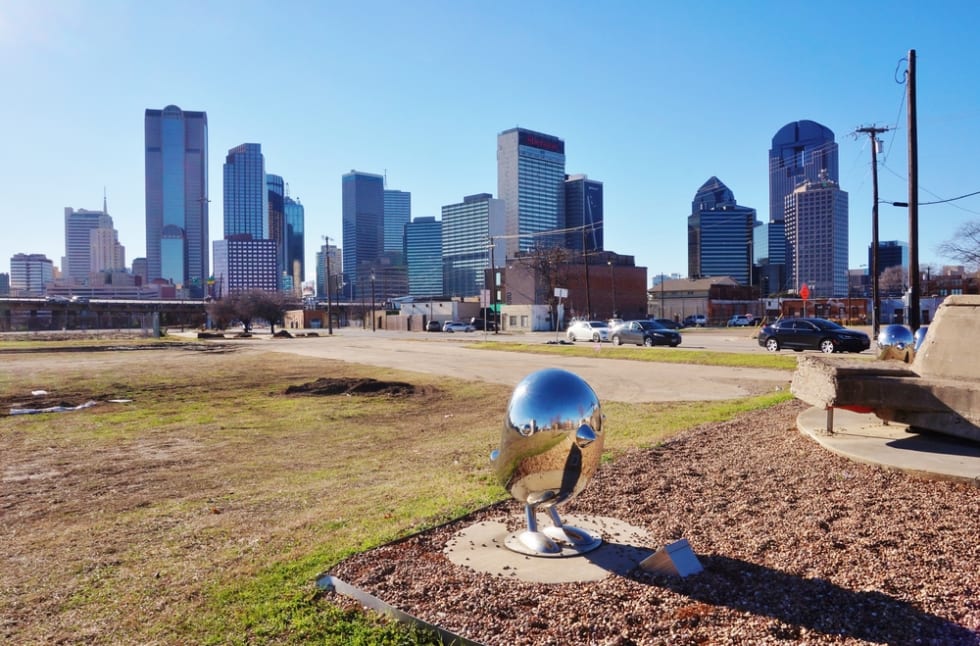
xmin=800 ymin=283 xmax=810 ymax=300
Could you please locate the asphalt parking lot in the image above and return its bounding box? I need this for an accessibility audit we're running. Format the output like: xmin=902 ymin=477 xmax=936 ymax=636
xmin=235 ymin=327 xmax=796 ymax=404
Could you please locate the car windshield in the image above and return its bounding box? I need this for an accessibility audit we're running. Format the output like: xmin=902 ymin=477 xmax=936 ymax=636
xmin=638 ymin=320 xmax=659 ymax=329
xmin=589 ymin=321 xmax=608 ymax=328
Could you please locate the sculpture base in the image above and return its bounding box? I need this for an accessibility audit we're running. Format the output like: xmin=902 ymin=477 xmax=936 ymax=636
xmin=504 ymin=525 xmax=602 ymax=557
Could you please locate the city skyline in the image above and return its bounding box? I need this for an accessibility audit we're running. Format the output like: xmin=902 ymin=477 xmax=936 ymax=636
xmin=3 ymin=2 xmax=979 ymax=286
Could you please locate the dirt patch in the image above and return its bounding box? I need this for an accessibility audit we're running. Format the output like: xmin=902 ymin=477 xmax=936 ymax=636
xmin=284 ymin=377 xmax=434 ymax=397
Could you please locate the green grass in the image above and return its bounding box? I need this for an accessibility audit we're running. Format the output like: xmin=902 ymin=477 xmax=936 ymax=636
xmin=1 ymin=341 xmax=796 ymax=645
xmin=469 ymin=341 xmax=799 ymax=370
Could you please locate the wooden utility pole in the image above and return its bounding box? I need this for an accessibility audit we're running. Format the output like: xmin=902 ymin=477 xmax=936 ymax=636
xmin=855 ymin=124 xmax=890 ymax=340
xmin=907 ymin=49 xmax=920 ymax=331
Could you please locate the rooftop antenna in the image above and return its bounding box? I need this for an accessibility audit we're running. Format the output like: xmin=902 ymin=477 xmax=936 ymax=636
xmin=103 ymin=186 xmax=107 ymax=214
xmin=383 ymin=169 xmax=388 ymax=188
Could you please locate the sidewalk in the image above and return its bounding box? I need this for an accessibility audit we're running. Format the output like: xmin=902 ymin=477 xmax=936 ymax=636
xmin=796 ymin=406 xmax=980 ymax=485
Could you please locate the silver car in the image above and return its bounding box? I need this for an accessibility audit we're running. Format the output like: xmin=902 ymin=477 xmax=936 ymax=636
xmin=566 ymin=320 xmax=611 ymax=342
xmin=442 ymin=321 xmax=475 ymax=333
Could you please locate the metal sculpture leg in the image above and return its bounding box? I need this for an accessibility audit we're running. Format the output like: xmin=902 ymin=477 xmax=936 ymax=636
xmin=542 ymin=506 xmax=602 ymax=551
xmin=513 ymin=503 xmax=561 ymax=554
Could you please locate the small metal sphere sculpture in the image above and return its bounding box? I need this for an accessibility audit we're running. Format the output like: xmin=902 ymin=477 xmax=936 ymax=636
xmin=877 ymin=324 xmax=915 ymax=363
xmin=490 ymin=368 xmax=605 ymax=556
xmin=913 ymin=325 xmax=928 ymax=353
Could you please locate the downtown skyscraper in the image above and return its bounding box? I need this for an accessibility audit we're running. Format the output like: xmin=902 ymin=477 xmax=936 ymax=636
xmin=223 ymin=144 xmax=268 ymax=239
xmin=214 ymin=143 xmax=277 ymax=295
xmin=144 ymin=105 xmax=208 ymax=296
xmin=497 ymin=128 xmax=566 ymax=258
xmin=342 ymin=170 xmax=385 ymax=298
xmin=687 ymin=177 xmax=758 ymax=285
xmin=768 ymin=120 xmax=839 ymax=293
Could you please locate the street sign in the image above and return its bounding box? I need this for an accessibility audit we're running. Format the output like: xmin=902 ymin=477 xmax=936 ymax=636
xmin=800 ymin=283 xmax=810 ymax=300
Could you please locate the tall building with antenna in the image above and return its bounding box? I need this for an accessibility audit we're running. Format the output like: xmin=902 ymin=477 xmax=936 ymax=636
xmin=497 ymin=127 xmax=566 ymax=258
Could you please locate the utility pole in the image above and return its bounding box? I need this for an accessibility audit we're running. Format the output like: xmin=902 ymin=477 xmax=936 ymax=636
xmin=855 ymin=124 xmax=890 ymax=341
xmin=906 ymin=48 xmax=920 ymax=331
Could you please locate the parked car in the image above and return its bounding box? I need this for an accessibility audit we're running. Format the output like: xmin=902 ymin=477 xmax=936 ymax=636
xmin=469 ymin=317 xmax=498 ymax=331
xmin=443 ymin=321 xmax=475 ymax=333
xmin=610 ymin=320 xmax=682 ymax=347
xmin=757 ymin=317 xmax=870 ymax=354
xmin=683 ymin=314 xmax=707 ymax=327
xmin=426 ymin=320 xmax=442 ymax=332
xmin=566 ymin=320 xmax=611 ymax=342
xmin=653 ymin=318 xmax=682 ymax=330
xmin=727 ymin=314 xmax=753 ymax=327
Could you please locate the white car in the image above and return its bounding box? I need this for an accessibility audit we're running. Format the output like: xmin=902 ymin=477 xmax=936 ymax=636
xmin=442 ymin=321 xmax=475 ymax=333
xmin=566 ymin=320 xmax=611 ymax=342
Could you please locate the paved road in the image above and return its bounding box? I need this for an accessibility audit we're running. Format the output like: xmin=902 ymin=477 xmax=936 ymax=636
xmin=238 ymin=329 xmax=793 ymax=403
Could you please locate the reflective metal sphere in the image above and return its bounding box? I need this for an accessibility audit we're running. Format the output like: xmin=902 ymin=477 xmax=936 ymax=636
xmin=877 ymin=324 xmax=914 ymax=362
xmin=492 ymin=368 xmax=604 ymax=508
xmin=913 ymin=325 xmax=928 ymax=353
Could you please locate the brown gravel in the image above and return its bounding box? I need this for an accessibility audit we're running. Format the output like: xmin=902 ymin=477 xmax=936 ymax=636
xmin=327 ymin=399 xmax=980 ymax=645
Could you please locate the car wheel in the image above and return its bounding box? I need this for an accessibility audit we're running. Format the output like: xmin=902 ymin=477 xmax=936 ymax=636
xmin=612 ymin=335 xmax=622 ymax=346
xmin=592 ymin=333 xmax=600 ymax=342
xmin=643 ymin=337 xmax=654 ymax=347
xmin=820 ymin=339 xmax=836 ymax=354
xmin=764 ymin=337 xmax=780 ymax=352
xmin=567 ymin=333 xmax=575 ymax=342
xmin=670 ymin=340 xmax=680 ymax=347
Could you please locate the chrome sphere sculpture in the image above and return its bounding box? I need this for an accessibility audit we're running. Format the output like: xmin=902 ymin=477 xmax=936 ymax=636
xmin=490 ymin=368 xmax=605 ymax=556
xmin=913 ymin=325 xmax=928 ymax=353
xmin=877 ymin=324 xmax=915 ymax=363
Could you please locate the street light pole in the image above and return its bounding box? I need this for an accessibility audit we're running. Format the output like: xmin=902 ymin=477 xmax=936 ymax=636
xmin=660 ymin=273 xmax=665 ymax=319
xmin=370 ymin=271 xmax=376 ymax=332
xmin=608 ymin=260 xmax=616 ymax=318
xmin=322 ymin=235 xmax=333 ymax=335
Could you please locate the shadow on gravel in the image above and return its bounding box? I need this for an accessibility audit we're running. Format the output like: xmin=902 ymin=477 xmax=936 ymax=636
xmin=634 ymin=554 xmax=978 ymax=644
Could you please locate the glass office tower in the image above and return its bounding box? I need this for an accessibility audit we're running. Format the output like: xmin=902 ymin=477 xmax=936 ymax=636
xmin=404 ymin=216 xmax=443 ymax=297
xmin=383 ymin=189 xmax=411 ymax=255
xmin=441 ymin=193 xmax=505 ymax=298
xmin=267 ymin=173 xmax=286 ymax=279
xmin=144 ymin=105 xmax=208 ymax=295
xmin=223 ymin=143 xmax=268 ymax=240
xmin=687 ymin=177 xmax=758 ymax=284
xmin=768 ymin=120 xmax=838 ymax=292
xmin=564 ymin=174 xmax=603 ymax=252
xmin=497 ymin=128 xmax=566 ymax=258
xmin=284 ymin=196 xmax=305 ymax=294
xmin=342 ymin=171 xmax=385 ymax=298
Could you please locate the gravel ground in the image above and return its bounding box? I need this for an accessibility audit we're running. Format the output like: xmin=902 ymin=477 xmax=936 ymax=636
xmin=327 ymin=400 xmax=980 ymax=645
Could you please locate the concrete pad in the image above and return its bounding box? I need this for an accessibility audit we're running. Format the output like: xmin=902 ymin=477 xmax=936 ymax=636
xmin=443 ymin=515 xmax=653 ymax=583
xmin=797 ymin=407 xmax=980 ymax=484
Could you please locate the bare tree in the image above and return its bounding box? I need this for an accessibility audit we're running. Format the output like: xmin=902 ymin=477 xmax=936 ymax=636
xmin=205 ymin=290 xmax=298 ymax=334
xmin=938 ymin=220 xmax=980 ymax=270
xmin=879 ymin=265 xmax=907 ymax=297
xmin=517 ymin=246 xmax=571 ymax=330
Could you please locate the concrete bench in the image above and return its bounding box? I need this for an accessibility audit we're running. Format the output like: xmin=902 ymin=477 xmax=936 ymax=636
xmin=791 ymin=294 xmax=980 ymax=443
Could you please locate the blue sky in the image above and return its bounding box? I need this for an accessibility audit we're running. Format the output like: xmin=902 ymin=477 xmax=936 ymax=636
xmin=2 ymin=0 xmax=979 ymax=286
